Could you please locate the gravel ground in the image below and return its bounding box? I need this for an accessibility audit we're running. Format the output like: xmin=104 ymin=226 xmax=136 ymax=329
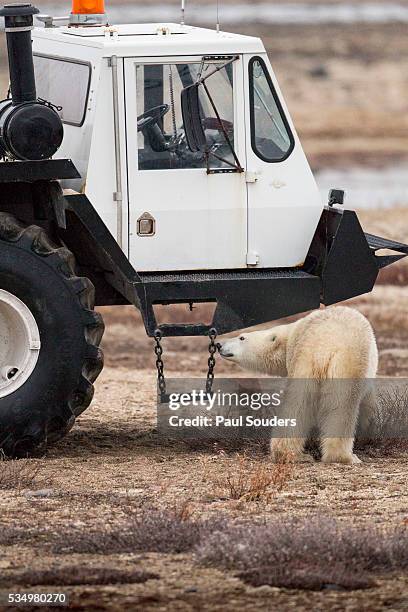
xmin=1 ymin=267 xmax=408 ymax=609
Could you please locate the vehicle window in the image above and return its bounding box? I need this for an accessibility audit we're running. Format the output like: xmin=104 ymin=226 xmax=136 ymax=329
xmin=249 ymin=57 xmax=293 ymax=162
xmin=33 ymin=55 xmax=91 ymax=127
xmin=136 ymin=61 xmax=234 ymax=171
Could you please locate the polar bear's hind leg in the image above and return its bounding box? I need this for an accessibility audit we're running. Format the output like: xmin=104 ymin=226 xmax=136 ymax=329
xmin=320 ymin=382 xmax=362 ymax=464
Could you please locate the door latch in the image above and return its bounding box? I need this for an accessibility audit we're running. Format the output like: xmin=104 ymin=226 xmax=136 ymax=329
xmin=137 ymin=212 xmax=156 ymax=237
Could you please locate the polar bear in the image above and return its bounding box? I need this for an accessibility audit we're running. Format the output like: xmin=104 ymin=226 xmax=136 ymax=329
xmin=217 ymin=307 xmax=378 ymax=464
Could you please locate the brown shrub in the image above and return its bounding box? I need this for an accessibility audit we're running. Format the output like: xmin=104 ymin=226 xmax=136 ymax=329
xmin=213 ymin=453 xmax=295 ymax=502
xmin=237 ymin=564 xmax=375 ymax=591
xmin=0 ymin=566 xmax=158 ymax=588
xmin=0 ymin=528 xmax=28 ymax=547
xmin=195 ymin=516 xmax=408 ymax=580
xmin=53 ymin=509 xmax=226 ymax=555
xmin=196 ymin=515 xmax=408 ymax=591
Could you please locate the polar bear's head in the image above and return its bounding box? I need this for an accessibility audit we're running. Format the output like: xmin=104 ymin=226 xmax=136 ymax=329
xmin=217 ymin=325 xmax=290 ymax=376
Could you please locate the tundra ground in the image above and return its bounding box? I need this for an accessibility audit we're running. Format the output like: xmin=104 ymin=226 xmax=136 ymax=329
xmin=0 ymin=208 xmax=408 ymax=611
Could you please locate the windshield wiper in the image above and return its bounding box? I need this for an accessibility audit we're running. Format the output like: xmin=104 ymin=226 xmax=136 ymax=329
xmin=181 ymin=56 xmax=244 ymax=174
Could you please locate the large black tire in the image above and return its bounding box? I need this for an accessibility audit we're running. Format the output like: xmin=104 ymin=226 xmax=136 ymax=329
xmin=0 ymin=213 xmax=104 ymax=457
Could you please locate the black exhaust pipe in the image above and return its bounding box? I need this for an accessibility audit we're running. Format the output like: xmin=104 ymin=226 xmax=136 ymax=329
xmin=1 ymin=3 xmax=38 ymax=105
xmin=0 ymin=3 xmax=63 ymax=161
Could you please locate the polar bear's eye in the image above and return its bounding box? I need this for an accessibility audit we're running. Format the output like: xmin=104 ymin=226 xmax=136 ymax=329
xmin=271 ymin=335 xmax=277 ymax=342
xmin=239 ymin=336 xmax=245 ymax=341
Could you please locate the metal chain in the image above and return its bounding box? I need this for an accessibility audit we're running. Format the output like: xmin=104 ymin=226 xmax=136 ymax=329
xmin=154 ymin=330 xmax=166 ymax=398
xmin=206 ymin=328 xmax=218 ymax=394
xmin=155 ymin=327 xmax=218 ymax=398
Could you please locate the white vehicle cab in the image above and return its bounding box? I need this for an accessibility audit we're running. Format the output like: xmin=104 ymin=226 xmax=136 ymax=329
xmin=32 ymin=19 xmax=322 ymax=272
xmin=0 ymin=0 xmax=406 ymax=457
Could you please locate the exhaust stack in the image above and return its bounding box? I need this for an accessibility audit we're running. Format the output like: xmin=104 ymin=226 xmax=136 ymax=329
xmin=0 ymin=3 xmax=64 ymax=160
xmin=0 ymin=3 xmax=39 ymax=106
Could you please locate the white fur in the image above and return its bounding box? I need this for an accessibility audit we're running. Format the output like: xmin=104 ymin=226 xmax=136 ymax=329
xmin=218 ymin=307 xmax=378 ymax=464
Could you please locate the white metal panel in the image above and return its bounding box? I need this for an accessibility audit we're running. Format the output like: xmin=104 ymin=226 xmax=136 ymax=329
xmin=244 ymin=53 xmax=324 ymax=268
xmin=33 ymin=25 xmax=264 ymax=57
xmin=62 ymin=23 xmax=190 ymax=37
xmin=125 ymin=56 xmax=247 ymax=272
xmin=86 ymin=58 xmax=129 ymax=254
xmin=32 ymin=36 xmax=103 ymax=192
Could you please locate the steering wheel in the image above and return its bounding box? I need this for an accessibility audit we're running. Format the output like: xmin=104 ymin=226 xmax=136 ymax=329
xmin=137 ymin=104 xmax=170 ymax=132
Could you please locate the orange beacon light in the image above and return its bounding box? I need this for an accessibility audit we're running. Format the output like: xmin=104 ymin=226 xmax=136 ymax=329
xmin=70 ymin=0 xmax=107 ymax=25
xmin=71 ymin=0 xmax=105 ymax=15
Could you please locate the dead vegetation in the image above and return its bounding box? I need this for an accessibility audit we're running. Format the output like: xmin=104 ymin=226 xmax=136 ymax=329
xmin=3 ymin=509 xmax=406 ymax=593
xmin=0 ymin=528 xmax=27 ymax=547
xmin=0 ymin=455 xmax=46 ymax=491
xmin=355 ymin=385 xmax=408 ymax=456
xmin=196 ymin=516 xmax=408 ymax=591
xmin=0 ymin=566 xmax=158 ymax=588
xmin=211 ymin=452 xmax=295 ymax=502
xmin=236 ymin=565 xmax=376 ymax=591
xmin=52 ymin=508 xmax=226 ymax=556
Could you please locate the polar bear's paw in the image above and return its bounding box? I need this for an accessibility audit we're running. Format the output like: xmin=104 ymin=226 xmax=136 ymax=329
xmin=270 ymin=439 xmax=314 ymax=463
xmin=321 ymin=452 xmax=362 ymax=465
xmin=271 ymin=452 xmax=314 ymax=464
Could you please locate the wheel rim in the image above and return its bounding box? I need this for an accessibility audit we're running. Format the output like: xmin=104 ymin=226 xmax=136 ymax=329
xmin=0 ymin=289 xmax=41 ymax=398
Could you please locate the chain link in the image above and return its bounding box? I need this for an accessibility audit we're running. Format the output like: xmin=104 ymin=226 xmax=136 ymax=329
xmin=154 ymin=330 xmax=166 ymax=399
xmin=155 ymin=328 xmax=218 ymax=399
xmin=206 ymin=328 xmax=218 ymax=394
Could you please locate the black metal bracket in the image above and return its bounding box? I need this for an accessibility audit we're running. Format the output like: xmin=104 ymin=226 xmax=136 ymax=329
xmin=136 ymin=269 xmax=320 ymax=337
xmin=303 ymin=206 xmax=408 ymax=306
xmin=0 ymin=159 xmax=80 ymax=183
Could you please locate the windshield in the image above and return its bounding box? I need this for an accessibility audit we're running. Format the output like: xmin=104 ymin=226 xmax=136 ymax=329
xmin=136 ymin=60 xmax=235 ymax=171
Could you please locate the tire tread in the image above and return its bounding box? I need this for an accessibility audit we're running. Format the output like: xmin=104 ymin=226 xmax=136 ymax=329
xmin=0 ymin=213 xmax=104 ymax=456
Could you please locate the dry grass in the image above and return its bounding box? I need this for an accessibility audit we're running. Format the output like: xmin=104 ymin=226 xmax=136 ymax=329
xmin=0 ymin=528 xmax=28 ymax=547
xmin=356 ymin=385 xmax=408 ymax=456
xmin=236 ymin=565 xmax=376 ymax=591
xmin=374 ymin=386 xmax=408 ymax=439
xmin=212 ymin=453 xmax=295 ymax=502
xmin=0 ymin=455 xmax=46 ymax=491
xmin=3 ymin=508 xmax=408 ymax=592
xmin=0 ymin=566 xmax=159 ymax=588
xmin=52 ymin=509 xmax=226 ymax=556
xmin=195 ymin=516 xmax=408 ymax=591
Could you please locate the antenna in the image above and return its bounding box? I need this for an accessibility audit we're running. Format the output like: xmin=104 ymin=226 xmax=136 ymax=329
xmin=216 ymin=0 xmax=220 ymax=33
xmin=181 ymin=0 xmax=185 ymax=26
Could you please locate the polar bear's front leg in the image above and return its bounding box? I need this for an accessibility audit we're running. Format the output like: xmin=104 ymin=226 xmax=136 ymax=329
xmin=270 ymin=437 xmax=313 ymax=463
xmin=270 ymin=379 xmax=315 ymax=463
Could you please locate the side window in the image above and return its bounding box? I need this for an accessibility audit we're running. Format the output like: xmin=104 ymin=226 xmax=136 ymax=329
xmin=249 ymin=57 xmax=294 ymax=162
xmin=33 ymin=55 xmax=91 ymax=127
xmin=136 ymin=62 xmax=235 ymax=171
